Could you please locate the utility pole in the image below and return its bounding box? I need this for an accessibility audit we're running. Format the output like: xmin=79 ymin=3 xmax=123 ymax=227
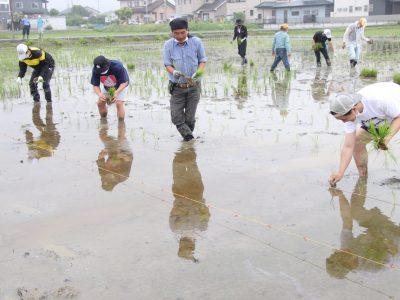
xmin=145 ymin=0 xmax=148 ymax=23
xmin=8 ymin=0 xmax=15 ymax=38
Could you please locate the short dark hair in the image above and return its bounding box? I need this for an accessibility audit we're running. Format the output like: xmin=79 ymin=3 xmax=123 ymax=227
xmin=169 ymin=18 xmax=188 ymax=31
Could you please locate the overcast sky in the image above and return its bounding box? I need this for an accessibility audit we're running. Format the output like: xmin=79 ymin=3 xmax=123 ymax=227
xmin=48 ymin=0 xmax=120 ymax=13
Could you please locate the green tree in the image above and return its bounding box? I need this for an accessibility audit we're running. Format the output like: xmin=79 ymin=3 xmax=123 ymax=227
xmin=71 ymin=5 xmax=90 ymax=17
xmin=89 ymin=14 xmax=106 ymax=25
xmin=115 ymin=7 xmax=133 ymax=22
xmin=49 ymin=8 xmax=59 ymax=16
xmin=66 ymin=14 xmax=85 ymax=26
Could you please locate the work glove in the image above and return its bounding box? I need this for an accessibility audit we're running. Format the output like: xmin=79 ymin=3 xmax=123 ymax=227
xmin=367 ymin=39 xmax=373 ymax=44
xmin=37 ymin=76 xmax=44 ymax=83
xmin=16 ymin=77 xmax=22 ymax=84
xmin=172 ymin=70 xmax=184 ymax=79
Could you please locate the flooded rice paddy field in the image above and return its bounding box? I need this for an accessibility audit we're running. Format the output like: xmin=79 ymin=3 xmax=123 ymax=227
xmin=1 ymin=37 xmax=400 ymax=299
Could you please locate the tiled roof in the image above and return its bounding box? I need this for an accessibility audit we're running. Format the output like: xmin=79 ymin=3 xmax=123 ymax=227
xmin=196 ymin=0 xmax=226 ymax=13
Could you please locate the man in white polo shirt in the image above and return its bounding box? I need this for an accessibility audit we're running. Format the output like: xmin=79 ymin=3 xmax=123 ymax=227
xmin=329 ymin=82 xmax=400 ymax=186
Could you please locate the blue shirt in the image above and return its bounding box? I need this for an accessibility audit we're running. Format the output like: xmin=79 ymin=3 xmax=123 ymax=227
xmin=272 ymin=31 xmax=291 ymax=53
xmin=163 ymin=36 xmax=207 ymax=83
xmin=21 ymin=18 xmax=30 ymax=26
xmin=90 ymin=60 xmax=129 ymax=90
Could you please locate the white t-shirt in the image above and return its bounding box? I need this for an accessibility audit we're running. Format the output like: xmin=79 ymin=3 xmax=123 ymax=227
xmin=343 ymin=82 xmax=400 ymax=133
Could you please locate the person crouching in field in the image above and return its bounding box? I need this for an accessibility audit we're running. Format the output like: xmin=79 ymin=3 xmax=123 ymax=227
xmin=329 ymin=82 xmax=400 ymax=186
xmin=16 ymin=43 xmax=55 ymax=103
xmin=313 ymin=29 xmax=333 ymax=67
xmin=90 ymin=55 xmax=129 ymax=121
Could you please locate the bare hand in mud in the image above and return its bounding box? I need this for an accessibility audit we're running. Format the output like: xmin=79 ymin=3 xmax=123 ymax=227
xmin=367 ymin=39 xmax=373 ymax=44
xmin=329 ymin=174 xmax=342 ymax=187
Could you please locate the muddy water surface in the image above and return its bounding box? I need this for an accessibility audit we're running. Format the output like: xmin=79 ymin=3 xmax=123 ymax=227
xmin=0 ymin=40 xmax=400 ymax=299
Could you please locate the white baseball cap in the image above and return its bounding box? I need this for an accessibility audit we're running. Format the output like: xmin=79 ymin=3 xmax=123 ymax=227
xmin=324 ymin=29 xmax=332 ymax=39
xmin=330 ymin=93 xmax=360 ymax=115
xmin=16 ymin=43 xmax=28 ymax=60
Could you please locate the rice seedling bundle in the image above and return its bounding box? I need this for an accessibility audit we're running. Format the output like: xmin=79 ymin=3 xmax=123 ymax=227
xmin=368 ymin=120 xmax=390 ymax=151
xmin=107 ymin=87 xmax=116 ymax=105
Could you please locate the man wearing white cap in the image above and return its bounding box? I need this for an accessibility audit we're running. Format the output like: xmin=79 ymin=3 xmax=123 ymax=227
xmin=329 ymin=82 xmax=400 ymax=186
xmin=313 ymin=29 xmax=333 ymax=67
xmin=16 ymin=43 xmax=55 ymax=103
xmin=342 ymin=17 xmax=372 ymax=68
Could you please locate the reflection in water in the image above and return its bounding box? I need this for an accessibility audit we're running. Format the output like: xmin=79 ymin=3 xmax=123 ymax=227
xmin=327 ymin=178 xmax=400 ymax=278
xmin=233 ymin=70 xmax=249 ymax=109
xmin=97 ymin=121 xmax=133 ymax=191
xmin=311 ymin=67 xmax=332 ymax=102
xmin=25 ymin=104 xmax=60 ymax=162
xmin=169 ymin=145 xmax=210 ymax=262
xmin=270 ymin=71 xmax=292 ymax=118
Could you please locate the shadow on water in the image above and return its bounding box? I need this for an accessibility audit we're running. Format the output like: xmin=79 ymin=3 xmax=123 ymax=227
xmin=96 ymin=120 xmax=134 ymax=191
xmin=269 ymin=70 xmax=292 ymax=118
xmin=327 ymin=177 xmax=400 ymax=278
xmin=311 ymin=67 xmax=332 ymax=102
xmin=169 ymin=144 xmax=210 ymax=263
xmin=25 ymin=103 xmax=60 ymax=162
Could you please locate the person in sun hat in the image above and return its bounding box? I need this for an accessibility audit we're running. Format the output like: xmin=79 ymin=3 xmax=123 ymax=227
xmin=329 ymin=82 xmax=400 ymax=186
xmin=90 ymin=55 xmax=129 ymax=121
xmin=270 ymin=23 xmax=291 ymax=72
xmin=342 ymin=17 xmax=373 ymax=68
xmin=313 ymin=28 xmax=334 ymax=67
xmin=163 ymin=18 xmax=207 ymax=142
xmin=231 ymin=18 xmax=248 ymax=65
xmin=16 ymin=43 xmax=55 ymax=103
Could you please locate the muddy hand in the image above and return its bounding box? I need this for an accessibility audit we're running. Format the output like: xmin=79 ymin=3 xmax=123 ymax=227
xmin=329 ymin=173 xmax=342 ymax=187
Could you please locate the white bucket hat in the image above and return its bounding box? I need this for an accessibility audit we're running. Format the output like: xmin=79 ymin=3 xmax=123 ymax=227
xmin=16 ymin=43 xmax=28 ymax=60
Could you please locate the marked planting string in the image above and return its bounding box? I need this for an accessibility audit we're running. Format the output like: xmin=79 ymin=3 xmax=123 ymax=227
xmin=3 ymin=130 xmax=400 ymax=272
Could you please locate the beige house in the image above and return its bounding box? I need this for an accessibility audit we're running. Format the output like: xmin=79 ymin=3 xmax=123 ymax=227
xmin=175 ymin=0 xmax=202 ymax=18
xmin=195 ymin=0 xmax=226 ymax=21
xmin=118 ymin=0 xmax=176 ymax=22
xmin=176 ymin=0 xmax=287 ymax=22
xmin=226 ymin=0 xmax=265 ymax=22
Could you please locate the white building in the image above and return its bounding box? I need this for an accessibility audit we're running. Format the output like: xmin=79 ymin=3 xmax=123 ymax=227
xmin=332 ymin=0 xmax=369 ymax=17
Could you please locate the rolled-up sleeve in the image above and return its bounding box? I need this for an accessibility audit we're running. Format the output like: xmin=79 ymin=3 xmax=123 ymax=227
xmin=197 ymin=39 xmax=207 ymax=63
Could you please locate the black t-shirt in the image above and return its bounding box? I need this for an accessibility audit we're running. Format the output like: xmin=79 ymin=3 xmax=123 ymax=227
xmin=313 ymin=31 xmax=331 ymax=43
